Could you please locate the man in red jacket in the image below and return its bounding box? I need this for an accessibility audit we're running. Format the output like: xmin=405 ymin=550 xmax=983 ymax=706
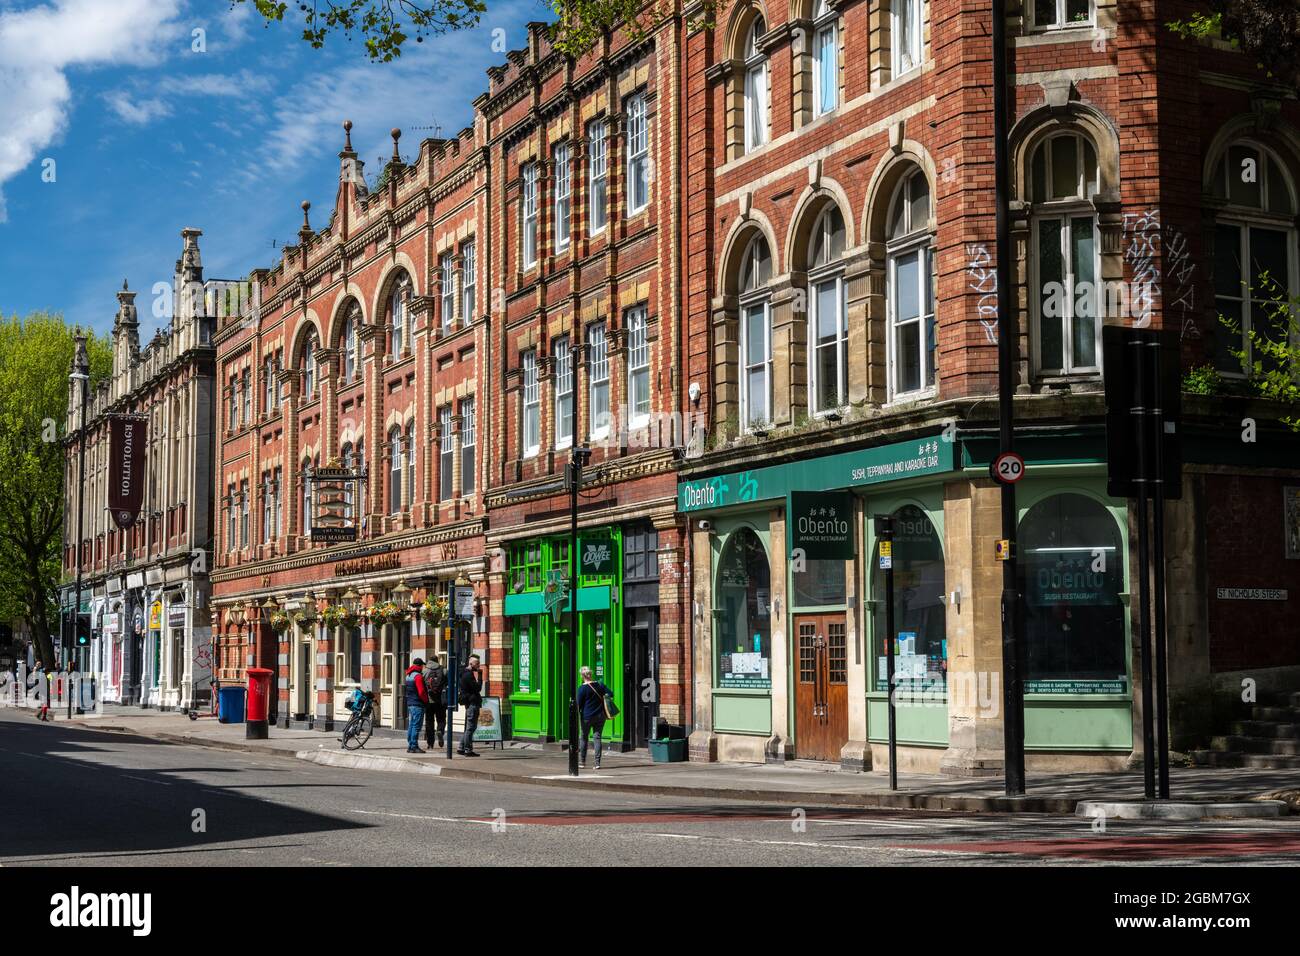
xmin=404 ymin=658 xmax=428 ymax=753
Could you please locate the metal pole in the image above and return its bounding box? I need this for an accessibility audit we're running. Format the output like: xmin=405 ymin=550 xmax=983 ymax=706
xmin=446 ymin=625 xmax=456 ymax=760
xmin=567 ymin=338 xmax=582 ymax=778
xmin=1132 ymin=339 xmax=1157 ymax=799
xmin=1150 ymin=339 xmax=1171 ymax=798
xmin=991 ymin=0 xmax=1024 ymax=796
xmin=72 ymin=335 xmax=89 ymax=716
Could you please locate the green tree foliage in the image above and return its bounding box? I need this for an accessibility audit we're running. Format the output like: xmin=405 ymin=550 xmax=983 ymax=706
xmin=1219 ymin=275 xmax=1300 ymax=431
xmin=0 ymin=314 xmax=111 ymax=666
xmin=234 ymin=0 xmax=487 ymax=60
xmin=1170 ymin=2 xmax=1300 ymax=90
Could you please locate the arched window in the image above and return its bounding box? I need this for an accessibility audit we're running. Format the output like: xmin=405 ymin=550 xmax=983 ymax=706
xmin=892 ymin=0 xmax=923 ymax=77
xmin=388 ymin=426 xmax=404 ymax=514
xmin=388 ymin=274 xmax=409 ymax=357
xmin=812 ymin=0 xmax=838 ymax=116
xmin=1030 ymin=132 xmax=1101 ymax=375
xmin=716 ymin=528 xmax=772 ymax=691
xmin=1019 ymin=493 xmax=1126 ymax=694
xmin=807 ymin=204 xmax=847 ymax=414
xmin=341 ymin=442 xmax=355 ymax=522
xmin=301 ymin=329 xmax=317 ymax=398
xmin=340 ymin=304 xmax=360 ymax=384
xmin=1209 ymin=140 xmax=1297 ymax=374
xmin=739 ymin=235 xmax=773 ymax=429
xmin=887 ymin=168 xmax=936 ymax=397
xmin=743 ymin=16 xmax=768 ymax=153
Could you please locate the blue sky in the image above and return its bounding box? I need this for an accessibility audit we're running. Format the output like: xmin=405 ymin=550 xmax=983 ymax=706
xmin=0 ymin=0 xmax=545 ymax=337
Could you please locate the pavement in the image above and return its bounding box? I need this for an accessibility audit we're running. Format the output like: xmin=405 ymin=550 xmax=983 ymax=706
xmin=7 ymin=709 xmax=1300 ymax=867
xmin=26 ymin=702 xmax=1300 ymax=817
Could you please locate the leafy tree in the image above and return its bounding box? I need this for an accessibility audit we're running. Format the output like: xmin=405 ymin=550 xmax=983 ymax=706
xmin=0 ymin=314 xmax=111 ymax=667
xmin=1219 ymin=275 xmax=1300 ymax=431
xmin=234 ymin=0 xmax=722 ymax=60
xmin=1170 ymin=2 xmax=1300 ymax=91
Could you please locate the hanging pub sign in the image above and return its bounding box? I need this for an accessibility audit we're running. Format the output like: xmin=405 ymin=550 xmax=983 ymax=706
xmin=107 ymin=414 xmax=148 ymax=529
xmin=790 ymin=490 xmax=855 ymax=561
xmin=309 ymin=464 xmax=364 ymax=542
xmin=579 ymin=536 xmax=616 ymax=576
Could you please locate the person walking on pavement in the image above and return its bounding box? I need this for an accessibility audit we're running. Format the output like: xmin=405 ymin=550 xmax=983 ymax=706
xmin=404 ymin=658 xmax=428 ymax=753
xmin=422 ymin=656 xmax=448 ymax=749
xmin=576 ymin=666 xmax=613 ymax=770
xmin=458 ymin=654 xmax=483 ymax=756
xmin=28 ymin=660 xmax=50 ymax=722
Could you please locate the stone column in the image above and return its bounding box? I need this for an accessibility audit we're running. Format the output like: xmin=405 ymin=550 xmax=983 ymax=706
xmin=315 ymin=613 xmax=335 ymax=732
xmin=687 ymin=523 xmax=718 ymax=761
xmin=770 ymin=277 xmax=806 ymax=426
xmin=767 ymin=505 xmax=794 ymax=762
xmin=654 ymin=519 xmax=686 ymax=729
xmin=840 ymin=494 xmax=871 ymax=770
xmin=940 ymin=478 xmax=1007 ymax=776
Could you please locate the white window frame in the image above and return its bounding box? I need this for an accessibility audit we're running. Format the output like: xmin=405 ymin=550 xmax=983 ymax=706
xmin=1213 ymin=219 xmax=1298 ymax=375
xmin=522 ymin=163 xmax=539 ymax=268
xmin=301 ymin=460 xmax=313 ymax=536
xmin=554 ymin=142 xmax=571 ymax=253
xmin=302 ymin=334 xmax=316 ymax=397
xmin=438 ymin=407 xmax=454 ymax=501
xmin=588 ymin=120 xmax=608 ymax=235
xmin=807 ymin=208 xmax=848 ymax=416
xmin=440 ymin=254 xmax=455 ymax=332
xmin=1030 ymin=213 xmax=1102 ymax=376
xmin=1028 ymin=0 xmax=1095 ymax=31
xmin=891 ymin=0 xmax=924 ymax=78
xmin=261 ymin=473 xmax=273 ymax=544
xmin=626 ymin=306 xmax=650 ymax=429
xmin=885 ymin=171 xmax=937 ymax=400
xmin=342 ymin=314 xmax=358 ymax=384
xmin=626 ymin=94 xmax=649 ymax=216
xmin=587 ymin=323 xmax=610 ymax=440
xmin=522 ymin=350 xmax=540 ymax=457
xmin=461 ymin=241 xmax=476 ymax=322
xmin=264 ymin=354 xmax=276 ymax=413
xmin=405 ymin=424 xmax=415 ymax=508
xmin=389 ymin=426 xmax=404 ymax=515
xmin=811 ymin=2 xmax=838 ymax=117
xmin=553 ymin=335 xmax=574 ymax=450
xmin=739 ymin=236 xmax=772 ymax=431
xmin=241 ymin=369 xmax=251 ymax=422
xmin=743 ymin=18 xmax=769 ymax=153
xmin=390 ymin=280 xmax=407 ymax=355
xmin=460 ymin=397 xmax=476 ymax=496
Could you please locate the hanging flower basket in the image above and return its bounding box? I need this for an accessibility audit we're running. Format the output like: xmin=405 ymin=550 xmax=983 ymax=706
xmin=420 ymin=596 xmax=448 ymax=628
xmin=321 ymin=604 xmax=357 ymax=629
xmin=294 ymin=610 xmax=318 ymax=633
xmin=367 ymin=600 xmax=410 ymax=626
xmin=268 ymin=611 xmax=292 ymax=635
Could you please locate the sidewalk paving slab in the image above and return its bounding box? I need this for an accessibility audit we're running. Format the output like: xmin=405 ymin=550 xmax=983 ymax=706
xmin=43 ymin=705 xmax=1300 ymax=817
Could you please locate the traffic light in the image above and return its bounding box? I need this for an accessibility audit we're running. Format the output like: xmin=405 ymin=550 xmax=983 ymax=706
xmin=75 ymin=613 xmax=91 ymax=648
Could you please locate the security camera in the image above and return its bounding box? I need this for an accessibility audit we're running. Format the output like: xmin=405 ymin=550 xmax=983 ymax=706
xmin=698 ymin=519 xmax=712 ymax=532
xmin=688 ymin=381 xmax=701 ymax=405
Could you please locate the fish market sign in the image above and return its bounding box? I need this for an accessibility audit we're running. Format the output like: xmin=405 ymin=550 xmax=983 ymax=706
xmin=679 ymin=436 xmax=953 ymax=513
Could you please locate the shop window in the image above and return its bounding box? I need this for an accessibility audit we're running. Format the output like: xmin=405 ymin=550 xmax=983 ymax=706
xmin=792 ymin=559 xmax=847 ymax=608
xmin=510 ymin=542 xmax=543 ymax=592
xmin=1209 ymin=141 xmax=1297 ymax=375
xmin=515 ymin=618 xmax=534 ymax=693
xmin=871 ymin=505 xmax=946 ymax=693
xmin=1018 ymin=493 xmax=1127 ymax=694
xmin=715 ymin=528 xmax=772 ymax=689
xmin=887 ymin=167 xmax=936 ymax=398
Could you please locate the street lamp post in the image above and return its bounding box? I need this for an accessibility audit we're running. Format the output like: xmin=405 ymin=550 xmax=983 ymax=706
xmin=69 ymin=332 xmax=90 ymax=707
xmin=261 ymin=596 xmax=281 ymax=727
xmin=566 ymin=338 xmax=591 ymax=778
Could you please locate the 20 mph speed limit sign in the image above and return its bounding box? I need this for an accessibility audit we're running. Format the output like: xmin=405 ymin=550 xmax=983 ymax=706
xmin=991 ymin=451 xmax=1026 ymax=485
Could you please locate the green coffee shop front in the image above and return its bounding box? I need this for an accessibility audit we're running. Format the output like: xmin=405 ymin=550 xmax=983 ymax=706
xmin=681 ymin=430 xmax=1135 ymax=773
xmin=501 ymin=524 xmax=663 ymax=750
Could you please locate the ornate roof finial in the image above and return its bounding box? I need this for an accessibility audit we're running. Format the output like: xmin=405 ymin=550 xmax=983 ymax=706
xmin=299 ymin=200 xmax=313 ymax=243
xmin=343 ymin=119 xmax=353 ymax=152
xmin=391 ymin=127 xmax=402 ymax=163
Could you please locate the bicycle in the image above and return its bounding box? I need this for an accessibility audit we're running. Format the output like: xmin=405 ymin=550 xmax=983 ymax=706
xmin=340 ymin=690 xmax=376 ymax=750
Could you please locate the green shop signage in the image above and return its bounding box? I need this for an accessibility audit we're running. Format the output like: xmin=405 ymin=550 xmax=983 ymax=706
xmin=680 ymin=436 xmax=954 ymax=513
xmin=790 ymin=490 xmax=855 ymax=560
xmin=579 ymin=536 xmax=616 ymax=576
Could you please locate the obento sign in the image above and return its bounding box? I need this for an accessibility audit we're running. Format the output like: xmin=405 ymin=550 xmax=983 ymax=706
xmin=790 ymin=491 xmax=854 ymax=560
xmin=108 ymin=414 xmax=148 ymax=529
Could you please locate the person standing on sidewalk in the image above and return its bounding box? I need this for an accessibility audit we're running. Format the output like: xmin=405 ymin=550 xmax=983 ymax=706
xmin=576 ymin=666 xmax=613 ymax=770
xmin=28 ymin=660 xmax=50 ymax=722
xmin=457 ymin=654 xmax=483 ymax=757
xmin=422 ymin=657 xmax=448 ymax=749
xmin=404 ymin=658 xmax=428 ymax=754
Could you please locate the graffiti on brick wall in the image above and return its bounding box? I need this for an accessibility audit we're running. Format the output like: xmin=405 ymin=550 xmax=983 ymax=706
xmin=965 ymin=244 xmax=999 ymax=345
xmin=1163 ymin=222 xmax=1200 ymax=340
xmin=1123 ymin=210 xmax=1162 ymax=329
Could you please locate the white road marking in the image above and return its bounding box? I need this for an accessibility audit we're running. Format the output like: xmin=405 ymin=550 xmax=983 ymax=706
xmin=120 ymin=774 xmax=173 ymax=786
xmin=347 ymin=808 xmax=523 ymax=828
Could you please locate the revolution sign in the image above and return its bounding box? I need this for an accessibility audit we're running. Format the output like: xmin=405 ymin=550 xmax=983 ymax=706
xmin=108 ymin=414 xmax=148 ymax=529
xmin=679 ymin=435 xmax=953 ymax=513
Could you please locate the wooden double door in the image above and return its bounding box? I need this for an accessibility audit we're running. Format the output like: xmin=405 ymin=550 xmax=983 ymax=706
xmin=794 ymin=614 xmax=848 ymax=762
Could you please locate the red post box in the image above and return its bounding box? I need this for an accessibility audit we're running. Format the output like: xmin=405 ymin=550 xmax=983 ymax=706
xmin=246 ymin=667 xmax=273 ymax=740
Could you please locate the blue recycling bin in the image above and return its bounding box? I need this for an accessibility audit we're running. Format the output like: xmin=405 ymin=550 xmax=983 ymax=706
xmin=218 ymin=685 xmax=246 ymax=724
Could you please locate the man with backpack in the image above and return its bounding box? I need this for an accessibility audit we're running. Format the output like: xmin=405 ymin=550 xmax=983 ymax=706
xmin=403 ymin=658 xmax=428 ymax=754
xmin=457 ymin=654 xmax=483 ymax=757
xmin=422 ymin=657 xmax=448 ymax=749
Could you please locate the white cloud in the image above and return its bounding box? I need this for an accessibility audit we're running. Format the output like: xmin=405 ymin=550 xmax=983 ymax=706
xmin=0 ymin=0 xmax=186 ymax=221
xmin=103 ymin=91 xmax=172 ymax=125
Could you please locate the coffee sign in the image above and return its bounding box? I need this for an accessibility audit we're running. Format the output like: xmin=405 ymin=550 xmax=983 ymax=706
xmin=791 ymin=491 xmax=855 ymax=560
xmin=108 ymin=414 xmax=147 ymax=529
